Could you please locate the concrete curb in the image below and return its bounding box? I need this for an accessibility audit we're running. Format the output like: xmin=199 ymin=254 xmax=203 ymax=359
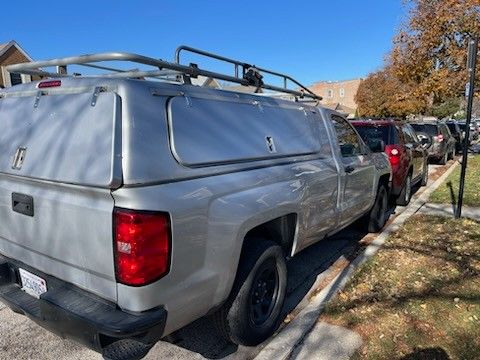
xmin=253 ymin=161 xmax=460 ymax=360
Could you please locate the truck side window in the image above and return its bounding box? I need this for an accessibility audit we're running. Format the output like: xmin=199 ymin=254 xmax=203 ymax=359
xmin=405 ymin=124 xmax=419 ymax=143
xmin=401 ymin=125 xmax=415 ymax=144
xmin=331 ymin=115 xmax=362 ymax=157
xmin=440 ymin=124 xmax=451 ymax=137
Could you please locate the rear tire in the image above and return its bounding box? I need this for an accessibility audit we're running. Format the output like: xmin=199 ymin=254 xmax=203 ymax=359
xmin=214 ymin=239 xmax=287 ymax=346
xmin=365 ymin=184 xmax=389 ymax=233
xmin=396 ymin=173 xmax=412 ymax=206
xmin=421 ymin=163 xmax=428 ymax=186
xmin=439 ymin=152 xmax=448 ymax=165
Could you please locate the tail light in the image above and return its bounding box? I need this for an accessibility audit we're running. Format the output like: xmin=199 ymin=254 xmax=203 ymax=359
xmin=38 ymin=80 xmax=61 ymax=88
xmin=114 ymin=208 xmax=171 ymax=286
xmin=387 ymin=146 xmax=401 ymax=166
xmin=434 ymin=134 xmax=444 ymax=142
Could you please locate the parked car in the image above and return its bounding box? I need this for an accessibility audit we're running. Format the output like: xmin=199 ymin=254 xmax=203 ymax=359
xmin=0 ymin=49 xmax=392 ymax=359
xmin=410 ymin=121 xmax=456 ymax=164
xmin=458 ymin=119 xmax=480 ymax=141
xmin=351 ymin=119 xmax=428 ymax=206
xmin=446 ymin=120 xmax=465 ymax=154
xmin=471 ymin=121 xmax=480 ymax=140
xmin=456 ymin=121 xmax=474 ymax=145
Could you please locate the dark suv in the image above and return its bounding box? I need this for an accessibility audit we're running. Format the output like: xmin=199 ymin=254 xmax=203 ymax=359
xmin=351 ymin=120 xmax=428 ymax=206
xmin=446 ymin=120 xmax=464 ymax=154
xmin=410 ymin=121 xmax=456 ymax=164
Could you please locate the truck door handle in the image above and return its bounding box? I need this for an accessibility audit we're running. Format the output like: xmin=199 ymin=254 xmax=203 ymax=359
xmin=12 ymin=193 xmax=34 ymax=217
xmin=345 ymin=165 xmax=355 ymax=174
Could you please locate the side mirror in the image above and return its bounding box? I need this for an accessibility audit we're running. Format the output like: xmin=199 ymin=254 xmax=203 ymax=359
xmin=367 ymin=139 xmax=385 ymax=153
xmin=417 ymin=132 xmax=432 ymax=148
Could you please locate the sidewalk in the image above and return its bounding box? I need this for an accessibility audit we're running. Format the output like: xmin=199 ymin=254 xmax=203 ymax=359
xmin=254 ymin=161 xmax=460 ymax=360
xmin=417 ymin=202 xmax=480 ymax=221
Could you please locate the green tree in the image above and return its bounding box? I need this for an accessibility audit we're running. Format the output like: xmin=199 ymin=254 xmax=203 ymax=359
xmin=430 ymin=97 xmax=462 ymax=119
xmin=356 ymin=67 xmax=428 ymax=118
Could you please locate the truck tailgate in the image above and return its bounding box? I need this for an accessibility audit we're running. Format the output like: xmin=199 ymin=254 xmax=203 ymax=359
xmin=0 ymin=89 xmax=120 ymax=301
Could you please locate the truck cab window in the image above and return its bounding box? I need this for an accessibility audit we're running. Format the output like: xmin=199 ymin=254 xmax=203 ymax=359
xmin=331 ymin=115 xmax=362 ymax=157
xmin=401 ymin=125 xmax=416 ymax=144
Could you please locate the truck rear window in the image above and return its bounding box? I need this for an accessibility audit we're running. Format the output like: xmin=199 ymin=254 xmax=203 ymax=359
xmin=411 ymin=124 xmax=438 ymax=137
xmin=353 ymin=125 xmax=394 ymax=145
xmin=446 ymin=123 xmax=457 ymax=133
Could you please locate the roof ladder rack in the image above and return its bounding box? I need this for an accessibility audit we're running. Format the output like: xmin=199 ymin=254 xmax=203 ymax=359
xmin=174 ymin=46 xmax=322 ymax=101
xmin=5 ymin=45 xmax=322 ymax=101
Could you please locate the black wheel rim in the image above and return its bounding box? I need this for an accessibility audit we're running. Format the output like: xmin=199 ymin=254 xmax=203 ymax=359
xmin=249 ymin=259 xmax=280 ymax=326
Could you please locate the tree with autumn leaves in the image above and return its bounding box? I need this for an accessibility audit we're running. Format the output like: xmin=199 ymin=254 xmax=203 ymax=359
xmin=356 ymin=0 xmax=480 ymax=118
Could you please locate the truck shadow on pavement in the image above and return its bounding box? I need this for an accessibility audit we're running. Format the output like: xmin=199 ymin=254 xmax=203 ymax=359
xmin=163 ymin=225 xmax=369 ymax=359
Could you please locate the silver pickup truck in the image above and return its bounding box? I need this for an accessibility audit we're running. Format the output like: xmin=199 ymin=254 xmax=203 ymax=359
xmin=0 ymin=48 xmax=391 ymax=360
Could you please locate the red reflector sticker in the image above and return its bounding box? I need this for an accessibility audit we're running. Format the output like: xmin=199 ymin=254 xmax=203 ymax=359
xmin=38 ymin=80 xmax=61 ymax=88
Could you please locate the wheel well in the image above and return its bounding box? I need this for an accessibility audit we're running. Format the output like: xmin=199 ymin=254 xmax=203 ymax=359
xmin=243 ymin=214 xmax=297 ymax=257
xmin=378 ymin=173 xmax=390 ymax=188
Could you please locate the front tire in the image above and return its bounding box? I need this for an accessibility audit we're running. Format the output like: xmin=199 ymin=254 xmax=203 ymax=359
xmin=214 ymin=239 xmax=287 ymax=346
xmin=447 ymin=150 xmax=453 ymax=160
xmin=439 ymin=152 xmax=448 ymax=165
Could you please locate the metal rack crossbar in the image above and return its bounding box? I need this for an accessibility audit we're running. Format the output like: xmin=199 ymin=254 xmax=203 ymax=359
xmin=5 ymin=46 xmax=322 ymax=101
xmin=175 ymin=46 xmax=321 ymax=100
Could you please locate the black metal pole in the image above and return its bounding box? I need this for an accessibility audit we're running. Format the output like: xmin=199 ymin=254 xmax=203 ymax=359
xmin=455 ymin=36 xmax=478 ymax=218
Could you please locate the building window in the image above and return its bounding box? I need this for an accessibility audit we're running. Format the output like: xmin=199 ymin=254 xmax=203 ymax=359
xmin=10 ymin=73 xmax=22 ymax=86
xmin=339 ymin=88 xmax=345 ymax=98
xmin=327 ymin=89 xmax=333 ymax=98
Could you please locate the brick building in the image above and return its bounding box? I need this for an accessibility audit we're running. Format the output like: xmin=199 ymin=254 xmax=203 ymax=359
xmin=0 ymin=40 xmax=33 ymax=88
xmin=308 ymin=78 xmax=363 ymax=118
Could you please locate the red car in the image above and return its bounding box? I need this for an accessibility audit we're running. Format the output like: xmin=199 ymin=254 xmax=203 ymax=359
xmin=351 ymin=120 xmax=429 ymax=206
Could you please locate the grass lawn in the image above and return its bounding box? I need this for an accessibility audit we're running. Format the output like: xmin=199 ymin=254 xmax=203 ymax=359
xmin=430 ymin=155 xmax=480 ymax=207
xmin=322 ymin=215 xmax=480 ymax=360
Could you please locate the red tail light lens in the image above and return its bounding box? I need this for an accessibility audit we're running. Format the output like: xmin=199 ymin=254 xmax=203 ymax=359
xmin=114 ymin=208 xmax=171 ymax=286
xmin=387 ymin=146 xmax=401 ymax=166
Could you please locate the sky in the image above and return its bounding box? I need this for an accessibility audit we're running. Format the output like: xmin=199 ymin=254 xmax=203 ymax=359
xmin=2 ymin=0 xmax=405 ymax=86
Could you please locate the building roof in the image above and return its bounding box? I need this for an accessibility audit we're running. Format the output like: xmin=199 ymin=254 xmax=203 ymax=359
xmin=323 ymin=102 xmax=355 ymax=114
xmin=0 ymin=43 xmax=9 ymax=53
xmin=189 ymin=75 xmax=222 ymax=88
xmin=309 ymin=78 xmax=363 ymax=87
xmin=0 ymin=40 xmax=33 ymax=61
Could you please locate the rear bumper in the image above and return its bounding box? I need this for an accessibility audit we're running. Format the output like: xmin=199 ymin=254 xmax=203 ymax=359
xmin=0 ymin=254 xmax=167 ymax=354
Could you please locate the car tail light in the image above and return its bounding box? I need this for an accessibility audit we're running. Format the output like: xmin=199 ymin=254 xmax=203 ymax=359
xmin=38 ymin=80 xmax=61 ymax=88
xmin=114 ymin=208 xmax=171 ymax=286
xmin=434 ymin=134 xmax=444 ymax=142
xmin=387 ymin=146 xmax=401 ymax=166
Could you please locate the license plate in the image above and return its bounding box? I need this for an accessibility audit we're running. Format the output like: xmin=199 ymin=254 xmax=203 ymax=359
xmin=19 ymin=268 xmax=47 ymax=299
